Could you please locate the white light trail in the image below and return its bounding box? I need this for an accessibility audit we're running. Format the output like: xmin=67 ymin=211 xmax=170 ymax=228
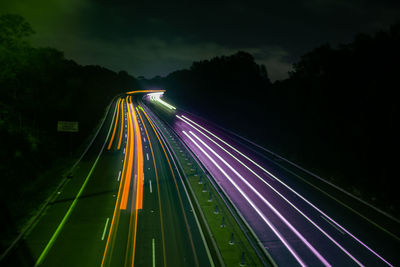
xmin=178 ymin=115 xmax=393 ymax=267
xmin=182 ymin=130 xmax=307 ymax=267
xmin=179 ymin=115 xmax=364 ymax=265
xmin=189 ymin=131 xmax=331 ymax=267
xmin=147 ymin=92 xmax=176 ymax=110
xmin=157 ymin=98 xmax=176 ymax=110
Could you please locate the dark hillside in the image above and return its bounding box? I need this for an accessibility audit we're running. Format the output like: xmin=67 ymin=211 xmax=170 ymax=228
xmin=0 ymin=14 xmax=140 ymax=243
xmin=141 ymin=24 xmax=400 ymax=217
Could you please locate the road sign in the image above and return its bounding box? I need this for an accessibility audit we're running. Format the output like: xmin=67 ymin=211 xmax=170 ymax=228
xmin=57 ymin=121 xmax=79 ymax=132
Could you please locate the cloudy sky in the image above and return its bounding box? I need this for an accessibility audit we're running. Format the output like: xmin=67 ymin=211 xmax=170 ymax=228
xmin=1 ymin=0 xmax=399 ymax=81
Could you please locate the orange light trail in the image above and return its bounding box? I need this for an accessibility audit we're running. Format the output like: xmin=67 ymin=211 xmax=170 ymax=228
xmin=101 ymin=98 xmax=130 ymax=267
xmin=125 ymin=96 xmax=144 ymax=267
xmin=126 ymin=89 xmax=166 ymax=95
xmin=132 ymin=104 xmax=144 ymax=210
xmin=120 ymin=96 xmax=134 ymax=210
xmin=117 ymin=98 xmax=125 ymax=150
xmin=107 ymin=98 xmax=121 ymax=150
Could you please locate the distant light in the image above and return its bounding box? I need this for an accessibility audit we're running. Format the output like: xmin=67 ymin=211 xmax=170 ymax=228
xmin=157 ymin=98 xmax=176 ymax=110
xmin=147 ymin=92 xmax=164 ymax=100
xmin=126 ymin=89 xmax=165 ymax=95
xmin=147 ymin=92 xmax=176 ymax=110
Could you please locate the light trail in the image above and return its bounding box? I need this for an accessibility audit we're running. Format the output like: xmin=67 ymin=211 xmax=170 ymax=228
xmin=101 ymin=158 xmax=126 ymax=267
xmin=126 ymin=89 xmax=165 ymax=95
xmin=189 ymin=131 xmax=331 ymax=266
xmin=132 ymin=104 xmax=144 ymax=210
xmin=147 ymin=92 xmax=176 ymax=110
xmin=179 ymin=115 xmax=393 ymax=267
xmin=124 ymin=97 xmax=141 ymax=267
xmin=117 ymin=98 xmax=125 ymax=150
xmin=182 ymin=130 xmax=306 ymax=267
xmin=147 ymin=92 xmax=164 ymax=100
xmin=178 ymin=115 xmax=364 ymax=266
xmin=156 ymin=98 xmax=176 ymax=110
xmin=125 ymin=101 xmax=153 ymax=267
xmin=107 ymin=98 xmax=121 ymax=150
xmin=102 ymin=97 xmax=135 ymax=267
xmin=98 ymin=100 xmax=129 ymax=266
xmin=120 ymin=97 xmax=134 ymax=210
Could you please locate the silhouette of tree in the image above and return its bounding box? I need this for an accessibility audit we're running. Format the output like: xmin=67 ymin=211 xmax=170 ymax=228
xmin=0 ymin=14 xmax=141 ymax=232
xmin=142 ymin=24 xmax=400 ymax=216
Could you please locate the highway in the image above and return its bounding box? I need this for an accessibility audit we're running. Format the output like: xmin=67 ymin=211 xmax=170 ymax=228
xmin=3 ymin=91 xmax=211 ymax=267
xmin=144 ymin=94 xmax=400 ymax=267
xmin=3 ymin=90 xmax=399 ymax=267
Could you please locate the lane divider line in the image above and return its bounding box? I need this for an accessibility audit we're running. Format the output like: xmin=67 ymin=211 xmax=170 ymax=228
xmin=101 ymin=218 xmax=110 ymax=240
xmin=320 ymin=216 xmax=345 ymax=235
xmin=152 ymin=238 xmax=155 ymax=267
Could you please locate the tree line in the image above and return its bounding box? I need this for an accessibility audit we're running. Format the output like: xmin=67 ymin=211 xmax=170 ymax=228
xmin=141 ymin=24 xmax=400 ymax=217
xmin=0 ymin=14 xmax=140 ymax=243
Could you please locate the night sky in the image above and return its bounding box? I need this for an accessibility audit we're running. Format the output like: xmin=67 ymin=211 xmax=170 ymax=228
xmin=1 ymin=0 xmax=399 ymax=81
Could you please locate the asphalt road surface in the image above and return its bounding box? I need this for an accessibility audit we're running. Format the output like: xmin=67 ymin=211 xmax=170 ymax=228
xmin=4 ymin=90 xmax=399 ymax=267
xmin=3 ymin=92 xmax=211 ymax=267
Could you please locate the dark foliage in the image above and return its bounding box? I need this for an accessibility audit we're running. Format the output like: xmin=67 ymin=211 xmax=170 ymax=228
xmin=142 ymin=51 xmax=271 ymax=126
xmin=0 ymin=14 xmax=140 ymax=232
xmin=142 ymin=25 xmax=400 ymax=216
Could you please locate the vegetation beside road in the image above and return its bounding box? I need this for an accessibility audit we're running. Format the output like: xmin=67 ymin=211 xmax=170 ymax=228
xmin=0 ymin=14 xmax=140 ymax=251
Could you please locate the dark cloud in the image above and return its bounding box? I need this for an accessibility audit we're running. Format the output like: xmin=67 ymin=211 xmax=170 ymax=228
xmin=1 ymin=0 xmax=399 ymax=81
